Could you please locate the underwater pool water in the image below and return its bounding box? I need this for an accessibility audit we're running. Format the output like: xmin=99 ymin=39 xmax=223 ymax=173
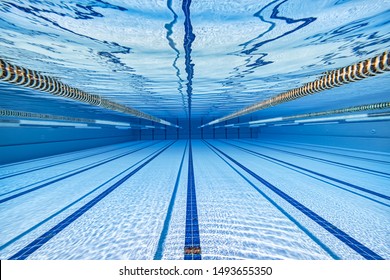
xmin=0 ymin=0 xmax=389 ymax=260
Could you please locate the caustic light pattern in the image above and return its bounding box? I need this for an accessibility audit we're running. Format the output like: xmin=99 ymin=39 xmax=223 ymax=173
xmin=0 ymin=0 xmax=389 ymax=260
xmin=0 ymin=140 xmax=389 ymax=260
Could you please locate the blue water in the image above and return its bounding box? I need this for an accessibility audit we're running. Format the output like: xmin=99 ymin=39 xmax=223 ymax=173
xmin=0 ymin=0 xmax=389 ymax=119
xmin=0 ymin=0 xmax=389 ymax=260
xmin=0 ymin=140 xmax=389 ymax=259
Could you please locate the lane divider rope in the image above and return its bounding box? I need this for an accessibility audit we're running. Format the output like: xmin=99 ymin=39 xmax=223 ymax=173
xmin=0 ymin=58 xmax=178 ymax=127
xmin=204 ymin=51 xmax=390 ymax=126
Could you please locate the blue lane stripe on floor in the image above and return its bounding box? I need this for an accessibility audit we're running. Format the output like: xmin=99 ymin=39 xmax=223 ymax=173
xmin=0 ymin=141 xmax=160 ymax=203
xmin=0 ymin=135 xmax=131 ymax=147
xmin=228 ymin=142 xmax=390 ymax=207
xmin=154 ymin=141 xmax=188 ymax=260
xmin=259 ymin=140 xmax=390 ymax=165
xmin=0 ymin=141 xmax=143 ymax=180
xmin=203 ymin=140 xmax=339 ymax=259
xmin=234 ymin=140 xmax=390 ymax=178
xmin=8 ymin=141 xmax=176 ymax=260
xmin=184 ymin=141 xmax=201 ymax=260
xmin=223 ymin=141 xmax=390 ymax=201
xmin=206 ymin=141 xmax=383 ymax=260
xmin=0 ymin=141 xmax=166 ymax=252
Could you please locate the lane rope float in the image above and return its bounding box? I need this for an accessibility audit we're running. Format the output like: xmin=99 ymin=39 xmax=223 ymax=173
xmin=203 ymin=51 xmax=390 ymax=127
xmin=0 ymin=58 xmax=179 ymax=128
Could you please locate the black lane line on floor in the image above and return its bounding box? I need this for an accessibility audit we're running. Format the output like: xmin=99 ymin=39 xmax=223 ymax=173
xmin=206 ymin=141 xmax=384 ymax=260
xmin=202 ymin=140 xmax=339 ymax=259
xmin=0 ymin=141 xmax=161 ymax=203
xmin=0 ymin=141 xmax=168 ymax=252
xmin=8 ymin=141 xmax=176 ymax=260
xmin=221 ymin=141 xmax=390 ymax=201
xmin=234 ymin=140 xmax=390 ymax=178
xmin=184 ymin=141 xmax=201 ymax=260
xmin=154 ymin=141 xmax=188 ymax=260
xmin=259 ymin=140 xmax=390 ymax=165
xmin=0 ymin=141 xmax=144 ymax=180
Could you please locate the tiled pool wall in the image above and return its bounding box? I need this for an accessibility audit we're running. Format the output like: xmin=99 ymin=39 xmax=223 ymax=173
xmin=1 ymin=116 xmax=388 ymax=165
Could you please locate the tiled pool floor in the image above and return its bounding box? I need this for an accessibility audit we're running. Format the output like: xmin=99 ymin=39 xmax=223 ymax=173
xmin=0 ymin=140 xmax=388 ymax=260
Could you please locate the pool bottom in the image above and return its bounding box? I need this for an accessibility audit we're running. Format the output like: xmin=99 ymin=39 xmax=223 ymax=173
xmin=0 ymin=139 xmax=388 ymax=260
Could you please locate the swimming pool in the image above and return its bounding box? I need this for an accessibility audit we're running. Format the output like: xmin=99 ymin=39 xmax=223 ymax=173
xmin=0 ymin=0 xmax=389 ymax=260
